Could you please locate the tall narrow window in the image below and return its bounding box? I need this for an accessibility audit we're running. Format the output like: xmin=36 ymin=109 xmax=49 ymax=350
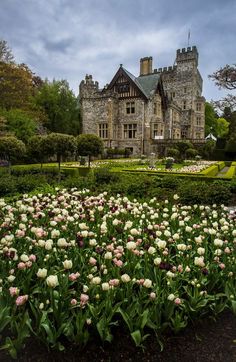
xmin=153 ymin=123 xmax=158 ymax=138
xmin=181 ymin=129 xmax=188 ymax=139
xmin=126 ymin=102 xmax=135 ymax=114
xmin=184 ymin=87 xmax=187 ymax=94
xmin=196 ymin=116 xmax=201 ymax=126
xmin=196 ymin=103 xmax=202 ymax=111
xmin=123 ymin=124 xmax=137 ymax=139
xmin=154 ymin=103 xmax=157 ymax=114
xmin=99 ymin=123 xmax=108 ymax=138
xmin=183 ymin=100 xmax=187 ymax=110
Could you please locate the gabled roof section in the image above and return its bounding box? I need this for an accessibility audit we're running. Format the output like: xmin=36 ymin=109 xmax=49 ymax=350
xmin=136 ymin=73 xmax=161 ymax=98
xmin=107 ymin=65 xmax=147 ymax=99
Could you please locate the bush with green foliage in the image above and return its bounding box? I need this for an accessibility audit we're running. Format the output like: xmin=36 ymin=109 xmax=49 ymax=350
xmin=185 ymin=148 xmax=199 ymax=159
xmin=166 ymin=147 xmax=180 ymax=159
xmin=0 ymin=136 xmax=26 ymax=169
xmin=94 ymin=168 xmax=120 ymax=184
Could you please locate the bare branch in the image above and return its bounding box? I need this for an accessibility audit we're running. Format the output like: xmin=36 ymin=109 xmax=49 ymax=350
xmin=209 ymin=64 xmax=236 ymax=90
xmin=211 ymin=94 xmax=236 ymax=112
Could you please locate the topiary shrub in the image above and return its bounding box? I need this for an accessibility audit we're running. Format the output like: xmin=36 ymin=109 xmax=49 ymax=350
xmin=166 ymin=147 xmax=180 ymax=159
xmin=185 ymin=148 xmax=199 ymax=159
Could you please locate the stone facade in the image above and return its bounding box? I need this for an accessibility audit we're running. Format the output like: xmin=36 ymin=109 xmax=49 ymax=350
xmin=79 ymin=46 xmax=205 ymax=156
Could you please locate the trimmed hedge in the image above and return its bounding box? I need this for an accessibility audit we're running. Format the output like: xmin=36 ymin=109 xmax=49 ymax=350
xmin=218 ymin=161 xmax=226 ymax=171
xmin=223 ymin=166 xmax=236 ymax=179
xmin=200 ymin=164 xmax=219 ymax=176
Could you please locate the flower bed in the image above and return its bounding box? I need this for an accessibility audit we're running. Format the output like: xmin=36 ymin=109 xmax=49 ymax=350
xmin=0 ymin=190 xmax=236 ymax=357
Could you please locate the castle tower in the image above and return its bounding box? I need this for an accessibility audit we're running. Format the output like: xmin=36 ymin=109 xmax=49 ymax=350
xmin=176 ymin=46 xmax=198 ymax=71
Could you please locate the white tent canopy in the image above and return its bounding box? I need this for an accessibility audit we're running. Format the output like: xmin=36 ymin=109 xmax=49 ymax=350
xmin=205 ymin=133 xmax=217 ymax=141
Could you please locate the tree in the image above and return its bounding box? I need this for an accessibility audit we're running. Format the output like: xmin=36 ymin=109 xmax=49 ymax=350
xmin=0 ymin=39 xmax=14 ymax=63
xmin=205 ymin=102 xmax=217 ymax=136
xmin=33 ymin=80 xmax=81 ymax=135
xmin=215 ymin=117 xmax=229 ymax=138
xmin=0 ymin=136 xmax=26 ymax=172
xmin=225 ymin=137 xmax=236 ymax=154
xmin=209 ymin=64 xmax=236 ymax=90
xmin=209 ymin=64 xmax=236 ymax=111
xmin=199 ymin=140 xmax=216 ymax=160
xmin=0 ymin=62 xmax=41 ymax=110
xmin=77 ymin=134 xmax=103 ymax=167
xmin=0 ymin=109 xmax=37 ymax=143
xmin=27 ymin=135 xmax=47 ymax=167
xmin=41 ymin=133 xmax=76 ymax=171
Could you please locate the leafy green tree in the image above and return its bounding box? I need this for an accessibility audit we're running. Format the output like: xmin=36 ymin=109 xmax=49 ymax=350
xmin=221 ymin=107 xmax=236 ymax=137
xmin=225 ymin=136 xmax=236 ymax=154
xmin=205 ymin=102 xmax=217 ymax=136
xmin=77 ymin=134 xmax=103 ymax=167
xmin=27 ymin=135 xmax=47 ymax=167
xmin=0 ymin=136 xmax=26 ymax=172
xmin=0 ymin=115 xmax=11 ymax=136
xmin=199 ymin=140 xmax=216 ymax=159
xmin=0 ymin=62 xmax=41 ymax=111
xmin=215 ymin=117 xmax=229 ymax=138
xmin=0 ymin=109 xmax=37 ymax=143
xmin=34 ymin=80 xmax=81 ymax=135
xmin=41 ymin=133 xmax=76 ymax=170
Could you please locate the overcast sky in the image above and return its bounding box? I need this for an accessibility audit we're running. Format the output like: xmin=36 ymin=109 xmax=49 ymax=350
xmin=1 ymin=0 xmax=235 ymax=101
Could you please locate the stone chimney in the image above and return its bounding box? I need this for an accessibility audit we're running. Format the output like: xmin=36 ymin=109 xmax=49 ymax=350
xmin=140 ymin=56 xmax=153 ymax=76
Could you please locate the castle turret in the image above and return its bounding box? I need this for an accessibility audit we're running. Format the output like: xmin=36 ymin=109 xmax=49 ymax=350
xmin=79 ymin=74 xmax=99 ymax=97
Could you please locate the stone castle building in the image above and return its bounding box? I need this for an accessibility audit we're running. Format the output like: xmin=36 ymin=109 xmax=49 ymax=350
xmin=79 ymin=46 xmax=205 ymax=156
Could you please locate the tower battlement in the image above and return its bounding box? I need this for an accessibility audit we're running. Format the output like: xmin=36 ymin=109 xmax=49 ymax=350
xmin=79 ymin=74 xmax=99 ymax=95
xmin=176 ymin=46 xmax=198 ymax=65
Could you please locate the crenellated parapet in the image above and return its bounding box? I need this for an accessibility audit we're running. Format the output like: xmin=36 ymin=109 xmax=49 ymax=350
xmin=158 ymin=65 xmax=177 ymax=73
xmin=176 ymin=46 xmax=198 ymax=65
xmin=79 ymin=74 xmax=99 ymax=97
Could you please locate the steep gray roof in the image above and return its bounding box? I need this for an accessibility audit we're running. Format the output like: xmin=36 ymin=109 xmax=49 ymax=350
xmin=136 ymin=73 xmax=161 ymax=98
xmin=122 ymin=67 xmax=160 ymax=98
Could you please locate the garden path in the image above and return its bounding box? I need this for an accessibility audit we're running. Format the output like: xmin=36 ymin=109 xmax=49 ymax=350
xmin=216 ymin=166 xmax=229 ymax=176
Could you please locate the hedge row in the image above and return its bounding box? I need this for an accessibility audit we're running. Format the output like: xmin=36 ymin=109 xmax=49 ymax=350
xmin=223 ymin=166 xmax=236 ymax=179
xmin=200 ymin=164 xmax=221 ymax=177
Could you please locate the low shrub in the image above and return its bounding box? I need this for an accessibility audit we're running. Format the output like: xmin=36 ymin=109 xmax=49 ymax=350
xmin=0 ymin=176 xmax=17 ymax=196
xmin=0 ymin=175 xmax=49 ymax=197
xmin=178 ymin=181 xmax=208 ymax=204
xmin=94 ymin=168 xmax=120 ymax=184
xmin=160 ymin=176 xmax=180 ymax=190
xmin=206 ymin=181 xmax=231 ymax=205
